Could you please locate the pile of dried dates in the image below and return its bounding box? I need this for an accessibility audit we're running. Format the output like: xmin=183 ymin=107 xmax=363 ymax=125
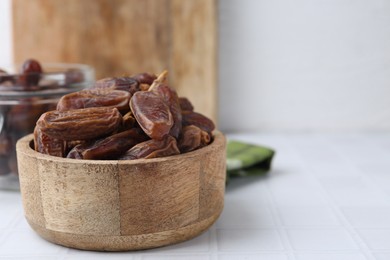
xmin=34 ymin=71 xmax=215 ymax=160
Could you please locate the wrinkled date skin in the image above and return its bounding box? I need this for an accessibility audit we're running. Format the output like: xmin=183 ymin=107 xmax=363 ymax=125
xmin=152 ymin=84 xmax=182 ymax=139
xmin=67 ymin=128 xmax=148 ymax=160
xmin=130 ymin=91 xmax=173 ymax=140
xmin=36 ymin=107 xmax=122 ymax=140
xmin=34 ymin=127 xmax=65 ymax=157
xmin=94 ymin=76 xmax=140 ymax=95
xmin=178 ymin=125 xmax=211 ymax=153
xmin=130 ymin=71 xmax=183 ymax=140
xmin=120 ymin=135 xmax=179 ymax=160
xmin=182 ymin=111 xmax=215 ymax=134
xmin=57 ymin=89 xmax=131 ymax=113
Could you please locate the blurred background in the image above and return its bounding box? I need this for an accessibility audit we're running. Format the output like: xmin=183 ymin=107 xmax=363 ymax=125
xmin=1 ymin=0 xmax=389 ymax=133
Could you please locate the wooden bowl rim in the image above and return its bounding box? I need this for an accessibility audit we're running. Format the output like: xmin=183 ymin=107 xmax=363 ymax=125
xmin=16 ymin=130 xmax=225 ymax=166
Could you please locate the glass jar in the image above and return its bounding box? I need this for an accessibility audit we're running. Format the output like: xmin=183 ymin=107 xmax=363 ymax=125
xmin=0 ymin=63 xmax=94 ymax=190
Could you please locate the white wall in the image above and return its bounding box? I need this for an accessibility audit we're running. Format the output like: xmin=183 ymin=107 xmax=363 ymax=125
xmin=0 ymin=0 xmax=12 ymax=64
xmin=219 ymin=0 xmax=390 ymax=132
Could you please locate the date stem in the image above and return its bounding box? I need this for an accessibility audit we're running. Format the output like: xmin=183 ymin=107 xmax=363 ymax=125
xmin=149 ymin=70 xmax=168 ymax=92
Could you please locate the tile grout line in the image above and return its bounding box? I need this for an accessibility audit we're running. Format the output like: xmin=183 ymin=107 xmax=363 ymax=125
xmin=262 ymin=175 xmax=297 ymax=260
xmin=332 ymin=135 xmax=390 ymax=204
xmin=295 ymin=136 xmax=376 ymax=260
xmin=326 ymin=136 xmax=390 ymax=259
xmin=258 ymin=134 xmax=316 ymax=259
xmin=330 ymin=135 xmax=390 ymax=205
xmin=330 ymin=139 xmax=390 ymax=215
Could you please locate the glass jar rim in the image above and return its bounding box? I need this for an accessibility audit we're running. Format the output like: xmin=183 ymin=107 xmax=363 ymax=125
xmin=0 ymin=62 xmax=94 ymax=98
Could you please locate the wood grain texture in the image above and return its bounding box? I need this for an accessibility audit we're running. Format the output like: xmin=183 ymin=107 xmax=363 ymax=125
xmin=12 ymin=0 xmax=170 ymax=77
xmin=119 ymin=159 xmax=200 ymax=235
xmin=17 ymin=148 xmax=45 ymax=227
xmin=16 ymin=131 xmax=226 ymax=251
xmin=27 ymin=212 xmax=219 ymax=251
xmin=38 ymin=161 xmax=121 ymax=235
xmin=170 ymin=0 xmax=218 ymax=122
xmin=199 ymin=140 xmax=226 ymax=220
xmin=12 ymin=0 xmax=217 ymax=122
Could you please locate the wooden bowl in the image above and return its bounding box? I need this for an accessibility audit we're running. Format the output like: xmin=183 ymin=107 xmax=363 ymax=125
xmin=16 ymin=131 xmax=226 ymax=251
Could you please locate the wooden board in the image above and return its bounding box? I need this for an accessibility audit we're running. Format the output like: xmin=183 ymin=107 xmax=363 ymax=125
xmin=12 ymin=0 xmax=217 ymax=122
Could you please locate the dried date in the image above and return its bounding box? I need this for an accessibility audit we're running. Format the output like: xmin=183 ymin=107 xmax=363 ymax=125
xmin=67 ymin=128 xmax=148 ymax=160
xmin=179 ymin=97 xmax=194 ymax=112
xmin=152 ymin=84 xmax=182 ymax=139
xmin=182 ymin=111 xmax=215 ymax=134
xmin=94 ymin=76 xmax=140 ymax=95
xmin=132 ymin=72 xmax=157 ymax=85
xmin=130 ymin=91 xmax=173 ymax=140
xmin=18 ymin=59 xmax=42 ymax=88
xmin=34 ymin=126 xmax=65 ymax=157
xmin=65 ymin=68 xmax=85 ymax=85
xmin=120 ymin=135 xmax=179 ymax=160
xmin=121 ymin=111 xmax=136 ymax=130
xmin=178 ymin=125 xmax=211 ymax=153
xmin=57 ymin=88 xmax=131 ymax=113
xmin=36 ymin=107 xmax=122 ymax=140
xmin=130 ymin=71 xmax=184 ymax=140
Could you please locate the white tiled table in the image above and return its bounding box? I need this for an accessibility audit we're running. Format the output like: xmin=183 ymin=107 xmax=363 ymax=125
xmin=1 ymin=133 xmax=390 ymax=260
